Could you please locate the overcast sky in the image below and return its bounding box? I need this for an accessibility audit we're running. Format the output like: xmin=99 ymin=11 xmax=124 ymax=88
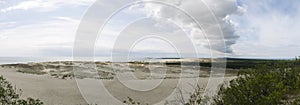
xmin=0 ymin=0 xmax=299 ymax=59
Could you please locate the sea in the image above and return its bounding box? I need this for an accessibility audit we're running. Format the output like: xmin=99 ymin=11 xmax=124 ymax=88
xmin=0 ymin=57 xmax=162 ymax=64
xmin=0 ymin=57 xmax=113 ymax=64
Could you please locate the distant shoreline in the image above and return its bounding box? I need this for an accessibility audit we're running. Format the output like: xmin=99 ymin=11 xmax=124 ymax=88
xmin=0 ymin=57 xmax=295 ymax=65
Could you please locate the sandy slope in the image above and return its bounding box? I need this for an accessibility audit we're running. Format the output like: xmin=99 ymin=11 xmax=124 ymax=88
xmin=0 ymin=67 xmax=87 ymax=105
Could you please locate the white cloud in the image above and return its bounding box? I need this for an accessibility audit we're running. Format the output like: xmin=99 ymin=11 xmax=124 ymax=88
xmin=0 ymin=0 xmax=244 ymax=57
xmin=90 ymin=0 xmax=243 ymax=58
xmin=0 ymin=0 xmax=95 ymax=13
xmin=54 ymin=16 xmax=79 ymax=22
xmin=137 ymin=0 xmax=242 ymax=53
xmin=0 ymin=0 xmax=298 ymax=59
xmin=0 ymin=35 xmax=8 ymax=39
xmin=0 ymin=17 xmax=79 ymax=56
xmin=231 ymin=0 xmax=300 ymax=58
xmin=0 ymin=0 xmax=5 ymax=4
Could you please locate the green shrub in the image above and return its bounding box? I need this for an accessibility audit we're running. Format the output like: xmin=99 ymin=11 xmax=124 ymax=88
xmin=184 ymin=85 xmax=209 ymax=105
xmin=0 ymin=76 xmax=43 ymax=105
xmin=123 ymin=97 xmax=148 ymax=105
xmin=214 ymin=61 xmax=300 ymax=105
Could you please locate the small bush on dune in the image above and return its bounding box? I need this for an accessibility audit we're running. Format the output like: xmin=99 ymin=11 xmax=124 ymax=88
xmin=123 ymin=97 xmax=148 ymax=105
xmin=0 ymin=76 xmax=43 ymax=105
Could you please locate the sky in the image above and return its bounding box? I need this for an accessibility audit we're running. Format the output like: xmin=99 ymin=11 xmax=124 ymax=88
xmin=0 ymin=0 xmax=299 ymax=59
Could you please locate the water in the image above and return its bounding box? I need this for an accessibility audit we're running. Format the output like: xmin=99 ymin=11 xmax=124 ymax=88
xmin=0 ymin=57 xmax=112 ymax=64
xmin=0 ymin=57 xmax=185 ymax=64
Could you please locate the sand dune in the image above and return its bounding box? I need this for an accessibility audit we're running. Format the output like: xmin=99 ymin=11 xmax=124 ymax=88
xmin=0 ymin=62 xmax=235 ymax=105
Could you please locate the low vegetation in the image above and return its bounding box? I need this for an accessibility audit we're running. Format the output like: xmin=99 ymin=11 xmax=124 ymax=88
xmin=214 ymin=60 xmax=300 ymax=105
xmin=0 ymin=76 xmax=43 ymax=105
xmin=123 ymin=97 xmax=148 ymax=105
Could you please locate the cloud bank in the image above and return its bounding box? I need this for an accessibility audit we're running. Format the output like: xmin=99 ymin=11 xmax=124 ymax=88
xmin=231 ymin=0 xmax=300 ymax=58
xmin=137 ymin=0 xmax=243 ymax=53
xmin=0 ymin=0 xmax=95 ymax=13
xmin=1 ymin=0 xmax=298 ymax=58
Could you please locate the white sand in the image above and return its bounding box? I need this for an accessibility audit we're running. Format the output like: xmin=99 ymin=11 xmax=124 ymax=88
xmin=0 ymin=67 xmax=87 ymax=105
